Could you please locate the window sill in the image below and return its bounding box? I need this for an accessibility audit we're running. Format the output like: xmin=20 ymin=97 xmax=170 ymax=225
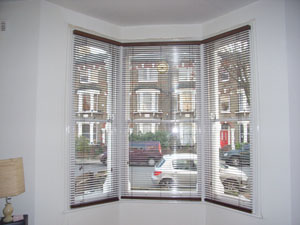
xmin=64 ymin=198 xmax=261 ymax=219
xmin=64 ymin=199 xmax=119 ymax=214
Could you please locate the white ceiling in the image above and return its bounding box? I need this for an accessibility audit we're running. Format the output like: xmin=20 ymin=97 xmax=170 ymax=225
xmin=47 ymin=0 xmax=258 ymax=26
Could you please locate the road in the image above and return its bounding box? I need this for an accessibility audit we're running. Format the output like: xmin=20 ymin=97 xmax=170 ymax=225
xmin=75 ymin=162 xmax=251 ymax=190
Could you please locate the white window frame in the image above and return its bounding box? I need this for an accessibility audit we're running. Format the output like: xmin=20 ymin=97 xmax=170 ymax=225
xmin=237 ymin=121 xmax=250 ymax=144
xmin=138 ymin=67 xmax=158 ymax=82
xmin=138 ymin=123 xmax=156 ymax=134
xmin=220 ymin=95 xmax=231 ymax=113
xmin=177 ymin=89 xmax=196 ymax=112
xmin=237 ymin=89 xmax=250 ymax=112
xmin=219 ymin=67 xmax=230 ymax=82
xmin=79 ymin=66 xmax=100 ymax=84
xmin=178 ymin=66 xmax=193 ymax=81
xmin=136 ymin=89 xmax=160 ymax=112
xmin=77 ymin=121 xmax=99 ymax=145
xmin=179 ymin=123 xmax=195 ymax=146
xmin=77 ymin=89 xmax=100 ymax=113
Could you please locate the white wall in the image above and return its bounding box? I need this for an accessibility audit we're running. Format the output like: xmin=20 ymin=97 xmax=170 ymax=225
xmin=119 ymin=201 xmax=206 ymax=225
xmin=1 ymin=0 xmax=296 ymax=225
xmin=34 ymin=1 xmax=120 ymax=225
xmin=203 ymin=1 xmax=291 ymax=224
xmin=0 ymin=0 xmax=40 ymax=223
xmin=285 ymin=1 xmax=300 ymax=225
xmin=120 ymin=24 xmax=203 ymax=42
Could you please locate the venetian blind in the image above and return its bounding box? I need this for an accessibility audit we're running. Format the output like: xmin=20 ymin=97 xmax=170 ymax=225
xmin=121 ymin=45 xmax=202 ymax=200
xmin=69 ymin=31 xmax=120 ymax=207
xmin=203 ymin=28 xmax=253 ymax=212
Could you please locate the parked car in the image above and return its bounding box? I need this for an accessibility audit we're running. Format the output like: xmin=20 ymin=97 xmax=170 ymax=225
xmin=99 ymin=141 xmax=162 ymax=166
xmin=220 ymin=144 xmax=250 ymax=166
xmin=151 ymin=153 xmax=248 ymax=192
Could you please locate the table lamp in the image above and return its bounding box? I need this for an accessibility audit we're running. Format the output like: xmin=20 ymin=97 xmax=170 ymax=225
xmin=0 ymin=158 xmax=25 ymax=223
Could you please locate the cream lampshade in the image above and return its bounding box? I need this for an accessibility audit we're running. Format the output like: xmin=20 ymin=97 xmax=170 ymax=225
xmin=0 ymin=157 xmax=25 ymax=223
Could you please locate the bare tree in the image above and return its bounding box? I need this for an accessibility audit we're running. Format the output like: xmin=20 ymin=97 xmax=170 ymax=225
xmin=219 ymin=51 xmax=251 ymax=106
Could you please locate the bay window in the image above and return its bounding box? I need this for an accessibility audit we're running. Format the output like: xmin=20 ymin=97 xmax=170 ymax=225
xmin=69 ymin=25 xmax=254 ymax=213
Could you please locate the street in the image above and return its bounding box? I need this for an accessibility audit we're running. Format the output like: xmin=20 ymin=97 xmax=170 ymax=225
xmin=75 ymin=162 xmax=251 ymax=190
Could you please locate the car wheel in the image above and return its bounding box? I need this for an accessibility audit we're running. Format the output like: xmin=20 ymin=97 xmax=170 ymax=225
xmin=230 ymin=156 xmax=240 ymax=166
xmin=223 ymin=179 xmax=239 ymax=192
xmin=159 ymin=178 xmax=174 ymax=188
xmin=148 ymin=158 xmax=155 ymax=166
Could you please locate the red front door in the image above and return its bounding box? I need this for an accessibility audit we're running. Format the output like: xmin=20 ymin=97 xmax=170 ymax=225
xmin=220 ymin=130 xmax=228 ymax=148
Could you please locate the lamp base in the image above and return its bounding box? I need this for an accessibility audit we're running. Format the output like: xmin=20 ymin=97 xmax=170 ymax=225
xmin=3 ymin=198 xmax=13 ymax=223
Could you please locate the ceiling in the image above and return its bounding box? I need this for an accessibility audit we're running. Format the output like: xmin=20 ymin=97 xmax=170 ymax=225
xmin=47 ymin=0 xmax=258 ymax=27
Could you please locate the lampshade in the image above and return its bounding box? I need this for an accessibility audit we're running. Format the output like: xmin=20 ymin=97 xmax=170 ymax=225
xmin=0 ymin=157 xmax=25 ymax=198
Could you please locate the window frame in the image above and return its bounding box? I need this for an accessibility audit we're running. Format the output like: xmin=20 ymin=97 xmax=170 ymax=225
xmin=138 ymin=66 xmax=158 ymax=82
xmin=136 ymin=89 xmax=160 ymax=113
xmin=177 ymin=89 xmax=196 ymax=112
xmin=68 ymin=31 xmax=120 ymax=209
xmin=77 ymin=89 xmax=100 ymax=113
xmin=178 ymin=66 xmax=193 ymax=82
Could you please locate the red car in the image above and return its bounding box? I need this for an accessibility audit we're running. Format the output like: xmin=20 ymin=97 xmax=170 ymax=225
xmin=100 ymin=141 xmax=162 ymax=166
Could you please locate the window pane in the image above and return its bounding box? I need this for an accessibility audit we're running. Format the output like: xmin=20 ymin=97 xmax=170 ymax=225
xmin=73 ymin=122 xmax=109 ymax=201
xmin=204 ymin=29 xmax=253 ymax=211
xmin=122 ymin=45 xmax=201 ymax=199
xmin=138 ymin=67 xmax=158 ymax=82
xmin=127 ymin=122 xmax=197 ymax=191
xmin=70 ymin=33 xmax=120 ymax=207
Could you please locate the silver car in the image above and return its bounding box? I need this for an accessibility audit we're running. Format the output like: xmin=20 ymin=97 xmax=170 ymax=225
xmin=151 ymin=153 xmax=248 ymax=191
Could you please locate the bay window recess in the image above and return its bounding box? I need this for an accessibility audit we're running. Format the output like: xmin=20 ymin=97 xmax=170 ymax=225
xmin=69 ymin=26 xmax=254 ymax=213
